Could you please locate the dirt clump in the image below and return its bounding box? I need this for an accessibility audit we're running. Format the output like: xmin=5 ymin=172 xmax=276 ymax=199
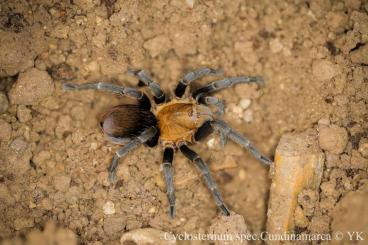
xmin=331 ymin=183 xmax=368 ymax=245
xmin=8 ymin=68 xmax=54 ymax=105
xmin=0 ymin=92 xmax=9 ymax=114
xmin=0 ymin=25 xmax=46 ymax=76
xmin=209 ymin=213 xmax=250 ymax=245
xmin=318 ymin=124 xmax=348 ymax=154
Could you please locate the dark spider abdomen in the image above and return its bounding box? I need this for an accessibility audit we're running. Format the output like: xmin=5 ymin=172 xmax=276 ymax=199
xmin=101 ymin=104 xmax=157 ymax=138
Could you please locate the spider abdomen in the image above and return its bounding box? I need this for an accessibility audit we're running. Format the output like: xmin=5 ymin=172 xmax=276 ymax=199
xmin=101 ymin=104 xmax=157 ymax=138
xmin=155 ymin=99 xmax=212 ymax=147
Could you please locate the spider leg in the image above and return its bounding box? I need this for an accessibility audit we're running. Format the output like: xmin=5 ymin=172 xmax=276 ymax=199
xmin=211 ymin=120 xmax=272 ymax=165
xmin=105 ymin=135 xmax=131 ymax=145
xmin=174 ymin=68 xmax=223 ymax=98
xmin=179 ymin=145 xmax=230 ymax=216
xmin=198 ymin=96 xmax=225 ymax=116
xmin=108 ymin=126 xmax=157 ymax=183
xmin=194 ymin=120 xmax=214 ymax=142
xmin=192 ymin=76 xmax=264 ymax=100
xmin=128 ymin=69 xmax=166 ymax=104
xmin=63 ymin=82 xmax=151 ymax=110
xmin=162 ymin=148 xmax=175 ymax=218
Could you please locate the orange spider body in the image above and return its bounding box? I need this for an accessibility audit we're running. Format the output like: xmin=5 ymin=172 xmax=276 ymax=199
xmin=155 ymin=98 xmax=212 ymax=147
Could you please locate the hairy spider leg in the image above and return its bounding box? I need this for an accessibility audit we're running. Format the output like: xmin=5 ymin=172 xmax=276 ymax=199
xmin=194 ymin=120 xmax=213 ymax=142
xmin=63 ymin=82 xmax=151 ymax=110
xmin=192 ymin=76 xmax=264 ymax=100
xmin=174 ymin=68 xmax=223 ymax=98
xmin=211 ymin=120 xmax=272 ymax=165
xmin=105 ymin=135 xmax=131 ymax=145
xmin=198 ymin=96 xmax=225 ymax=116
xmin=180 ymin=144 xmax=230 ymax=216
xmin=128 ymin=69 xmax=166 ymax=104
xmin=162 ymin=148 xmax=175 ymax=218
xmin=108 ymin=127 xmax=157 ymax=183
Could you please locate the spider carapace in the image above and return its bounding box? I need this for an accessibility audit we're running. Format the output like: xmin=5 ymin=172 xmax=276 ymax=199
xmin=63 ymin=68 xmax=272 ymax=218
xmin=155 ymin=99 xmax=212 ymax=147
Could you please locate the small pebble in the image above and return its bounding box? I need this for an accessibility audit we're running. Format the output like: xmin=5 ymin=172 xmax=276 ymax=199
xmin=207 ymin=138 xmax=216 ymax=149
xmin=53 ymin=175 xmax=71 ymax=192
xmin=29 ymin=200 xmax=36 ymax=209
xmin=232 ymin=105 xmax=243 ymax=117
xmin=0 ymin=92 xmax=9 ymax=114
xmin=41 ymin=198 xmax=53 ymax=210
xmin=17 ymin=105 xmax=32 ymax=122
xmin=0 ymin=184 xmax=15 ymax=205
xmin=172 ymin=31 xmax=197 ymax=57
xmin=103 ymin=201 xmax=116 ymax=215
xmin=143 ymin=35 xmax=171 ymax=58
xmin=318 ymin=118 xmax=330 ymax=126
xmin=48 ymin=63 xmax=76 ymax=81
xmin=359 ymin=139 xmax=368 ymax=158
xmin=10 ymin=137 xmax=28 ymax=153
xmin=0 ymin=119 xmax=11 ymax=141
xmin=120 ymin=228 xmax=176 ymax=245
xmin=50 ymin=24 xmax=70 ymax=39
xmin=350 ymin=150 xmax=368 ymax=169
xmin=344 ymin=0 xmax=361 ymax=9
xmin=185 ymin=0 xmax=195 ymax=8
xmin=90 ymin=142 xmax=98 ymax=150
xmin=239 ymin=99 xmax=251 ymax=109
xmin=318 ymin=125 xmax=348 ymax=154
xmin=8 ymin=68 xmax=54 ymax=105
xmin=350 ymin=44 xmax=368 ymax=65
xmin=211 ymin=155 xmax=238 ymax=171
xmin=243 ymin=110 xmax=253 ymax=123
xmin=209 ymin=213 xmax=250 ymax=245
xmin=312 ymin=59 xmax=339 ymax=81
xmin=13 ymin=218 xmax=34 ymax=230
xmin=97 ymin=172 xmax=110 ymax=187
xmin=238 ymin=168 xmax=247 ymax=180
xmin=269 ymin=38 xmax=284 ymax=53
xmin=103 ymin=215 xmax=126 ymax=235
xmin=0 ymin=31 xmax=42 ymax=76
xmin=32 ymin=150 xmax=51 ymax=165
xmin=294 ymin=205 xmax=309 ymax=228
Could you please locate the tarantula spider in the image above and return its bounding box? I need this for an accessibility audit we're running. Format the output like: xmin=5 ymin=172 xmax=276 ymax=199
xmin=63 ymin=68 xmax=272 ymax=218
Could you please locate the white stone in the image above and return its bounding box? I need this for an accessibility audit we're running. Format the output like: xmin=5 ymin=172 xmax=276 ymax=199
xmin=207 ymin=138 xmax=216 ymax=149
xmin=232 ymin=106 xmax=243 ymax=117
xmin=103 ymin=201 xmax=116 ymax=215
xmin=239 ymin=99 xmax=251 ymax=109
xmin=186 ymin=0 xmax=195 ymax=8
xmin=243 ymin=110 xmax=253 ymax=123
xmin=269 ymin=39 xmax=283 ymax=53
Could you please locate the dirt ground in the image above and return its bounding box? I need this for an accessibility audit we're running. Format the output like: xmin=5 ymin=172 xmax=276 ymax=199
xmin=0 ymin=0 xmax=367 ymax=244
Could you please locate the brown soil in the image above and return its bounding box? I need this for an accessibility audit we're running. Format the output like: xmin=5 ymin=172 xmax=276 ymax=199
xmin=0 ymin=0 xmax=367 ymax=244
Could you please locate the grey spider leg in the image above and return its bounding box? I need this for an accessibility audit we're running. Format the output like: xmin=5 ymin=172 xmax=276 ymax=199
xmin=174 ymin=68 xmax=223 ymax=98
xmin=162 ymin=148 xmax=175 ymax=218
xmin=105 ymin=135 xmax=131 ymax=145
xmin=192 ymin=76 xmax=264 ymax=100
xmin=180 ymin=145 xmax=230 ymax=216
xmin=63 ymin=82 xmax=144 ymax=100
xmin=199 ymin=96 xmax=225 ymax=116
xmin=211 ymin=120 xmax=272 ymax=165
xmin=128 ymin=69 xmax=166 ymax=103
xmin=108 ymin=126 xmax=157 ymax=183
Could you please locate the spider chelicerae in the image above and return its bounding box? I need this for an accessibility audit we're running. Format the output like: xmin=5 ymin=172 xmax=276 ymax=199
xmin=63 ymin=68 xmax=272 ymax=218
